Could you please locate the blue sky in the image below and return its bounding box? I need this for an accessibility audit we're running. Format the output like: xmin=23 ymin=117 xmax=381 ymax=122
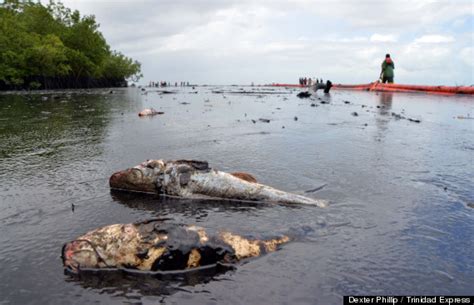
xmin=59 ymin=0 xmax=473 ymax=85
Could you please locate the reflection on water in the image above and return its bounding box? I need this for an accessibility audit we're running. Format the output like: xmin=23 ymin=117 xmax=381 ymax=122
xmin=378 ymin=92 xmax=393 ymax=114
xmin=65 ymin=264 xmax=234 ymax=302
xmin=110 ymin=189 xmax=272 ymax=217
xmin=0 ymin=87 xmax=473 ymax=305
xmin=373 ymin=92 xmax=393 ymax=142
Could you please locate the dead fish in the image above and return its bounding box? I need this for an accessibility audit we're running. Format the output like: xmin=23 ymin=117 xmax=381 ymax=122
xmin=109 ymin=159 xmax=326 ymax=206
xmin=62 ymin=219 xmax=290 ymax=273
xmin=138 ymin=108 xmax=164 ymax=117
xmin=229 ymin=172 xmax=258 ymax=183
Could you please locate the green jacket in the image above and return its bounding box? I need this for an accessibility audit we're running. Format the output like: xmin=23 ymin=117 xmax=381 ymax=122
xmin=381 ymin=58 xmax=395 ymax=78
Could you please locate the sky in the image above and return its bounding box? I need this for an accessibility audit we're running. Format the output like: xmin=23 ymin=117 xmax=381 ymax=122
xmin=58 ymin=0 xmax=473 ymax=85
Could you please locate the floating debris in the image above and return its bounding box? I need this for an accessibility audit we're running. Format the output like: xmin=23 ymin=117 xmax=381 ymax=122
xmin=297 ymin=91 xmax=311 ymax=98
xmin=305 ymin=184 xmax=327 ymax=193
xmin=138 ymin=108 xmax=164 ymax=117
xmin=391 ymin=112 xmax=404 ymax=120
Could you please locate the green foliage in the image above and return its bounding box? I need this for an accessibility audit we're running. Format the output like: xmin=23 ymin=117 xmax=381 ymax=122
xmin=0 ymin=0 xmax=142 ymax=88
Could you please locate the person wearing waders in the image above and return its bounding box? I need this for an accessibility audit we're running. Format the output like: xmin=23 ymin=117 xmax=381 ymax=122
xmin=381 ymin=54 xmax=395 ymax=83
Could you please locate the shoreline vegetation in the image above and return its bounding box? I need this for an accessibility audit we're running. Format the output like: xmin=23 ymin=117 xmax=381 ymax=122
xmin=0 ymin=0 xmax=142 ymax=91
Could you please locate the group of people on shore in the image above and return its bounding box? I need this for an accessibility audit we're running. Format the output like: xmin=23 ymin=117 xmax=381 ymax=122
xmin=148 ymin=81 xmax=190 ymax=87
xmin=296 ymin=54 xmax=394 ymax=87
xmin=298 ymin=77 xmax=325 ymax=87
xmin=146 ymin=54 xmax=394 ymax=89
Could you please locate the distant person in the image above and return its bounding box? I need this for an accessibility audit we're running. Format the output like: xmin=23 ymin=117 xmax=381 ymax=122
xmin=381 ymin=54 xmax=395 ymax=83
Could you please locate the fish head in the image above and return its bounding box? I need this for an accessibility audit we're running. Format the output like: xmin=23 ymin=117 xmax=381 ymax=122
xmin=62 ymin=239 xmax=100 ymax=273
xmin=62 ymin=224 xmax=140 ymax=272
xmin=109 ymin=159 xmax=165 ymax=193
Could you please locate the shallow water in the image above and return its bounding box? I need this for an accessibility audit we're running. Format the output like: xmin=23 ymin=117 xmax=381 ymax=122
xmin=0 ymin=86 xmax=473 ymax=304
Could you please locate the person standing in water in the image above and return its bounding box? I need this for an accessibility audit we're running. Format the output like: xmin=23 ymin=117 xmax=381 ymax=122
xmin=381 ymin=54 xmax=395 ymax=83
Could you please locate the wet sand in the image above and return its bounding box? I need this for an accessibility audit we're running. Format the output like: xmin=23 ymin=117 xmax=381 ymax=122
xmin=0 ymin=86 xmax=473 ymax=304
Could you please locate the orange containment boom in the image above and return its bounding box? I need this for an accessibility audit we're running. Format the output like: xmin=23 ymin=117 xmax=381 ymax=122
xmin=333 ymin=82 xmax=474 ymax=95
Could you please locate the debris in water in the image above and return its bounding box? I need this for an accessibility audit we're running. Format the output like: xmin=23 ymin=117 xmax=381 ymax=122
xmin=294 ymin=116 xmax=298 ymax=121
xmin=297 ymin=92 xmax=311 ymax=98
xmin=138 ymin=108 xmax=164 ymax=117
xmin=305 ymin=184 xmax=327 ymax=193
xmin=259 ymin=118 xmax=271 ymax=123
xmin=352 ymin=112 xmax=358 ymax=117
xmin=391 ymin=112 xmax=404 ymax=120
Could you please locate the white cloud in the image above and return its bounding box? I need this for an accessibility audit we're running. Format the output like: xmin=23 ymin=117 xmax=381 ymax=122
xmin=48 ymin=0 xmax=474 ymax=85
xmin=460 ymin=47 xmax=473 ymax=66
xmin=370 ymin=34 xmax=398 ymax=43
xmin=414 ymin=35 xmax=455 ymax=43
